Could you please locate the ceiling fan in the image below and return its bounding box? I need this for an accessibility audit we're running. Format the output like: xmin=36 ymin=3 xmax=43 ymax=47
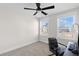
xmin=24 ymin=3 xmax=55 ymax=15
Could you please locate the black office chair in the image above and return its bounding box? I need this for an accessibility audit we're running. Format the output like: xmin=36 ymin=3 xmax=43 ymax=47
xmin=48 ymin=38 xmax=67 ymax=56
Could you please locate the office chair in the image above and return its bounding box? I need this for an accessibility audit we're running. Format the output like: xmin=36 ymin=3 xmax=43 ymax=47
xmin=48 ymin=38 xmax=67 ymax=56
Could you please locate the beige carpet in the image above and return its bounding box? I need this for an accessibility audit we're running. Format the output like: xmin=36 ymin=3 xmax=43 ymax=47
xmin=0 ymin=41 xmax=52 ymax=56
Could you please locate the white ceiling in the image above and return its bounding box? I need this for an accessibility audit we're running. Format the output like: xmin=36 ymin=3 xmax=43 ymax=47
xmin=24 ymin=3 xmax=79 ymax=18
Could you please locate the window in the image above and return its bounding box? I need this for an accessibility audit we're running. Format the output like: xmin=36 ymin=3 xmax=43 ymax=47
xmin=57 ymin=16 xmax=75 ymax=33
xmin=40 ymin=19 xmax=48 ymax=34
xmin=57 ymin=16 xmax=75 ymax=39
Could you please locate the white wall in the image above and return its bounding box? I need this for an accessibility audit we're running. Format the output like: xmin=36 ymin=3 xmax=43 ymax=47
xmin=48 ymin=15 xmax=57 ymax=38
xmin=0 ymin=4 xmax=38 ymax=54
xmin=76 ymin=9 xmax=79 ymax=24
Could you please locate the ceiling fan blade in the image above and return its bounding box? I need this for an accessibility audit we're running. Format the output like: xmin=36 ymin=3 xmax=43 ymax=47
xmin=33 ymin=11 xmax=38 ymax=15
xmin=36 ymin=3 xmax=41 ymax=9
xmin=42 ymin=5 xmax=55 ymax=10
xmin=24 ymin=8 xmax=36 ymax=10
xmin=41 ymin=11 xmax=47 ymax=15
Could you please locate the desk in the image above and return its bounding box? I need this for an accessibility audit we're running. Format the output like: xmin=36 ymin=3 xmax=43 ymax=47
xmin=63 ymin=42 xmax=77 ymax=56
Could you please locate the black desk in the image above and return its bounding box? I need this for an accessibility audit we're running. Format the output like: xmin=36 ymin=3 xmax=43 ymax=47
xmin=63 ymin=42 xmax=77 ymax=56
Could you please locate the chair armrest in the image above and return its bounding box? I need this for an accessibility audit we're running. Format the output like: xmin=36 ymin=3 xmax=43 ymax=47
xmin=58 ymin=42 xmax=67 ymax=47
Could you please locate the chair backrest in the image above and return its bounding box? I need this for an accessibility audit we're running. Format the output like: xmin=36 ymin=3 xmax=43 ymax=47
xmin=48 ymin=38 xmax=59 ymax=56
xmin=48 ymin=38 xmax=58 ymax=51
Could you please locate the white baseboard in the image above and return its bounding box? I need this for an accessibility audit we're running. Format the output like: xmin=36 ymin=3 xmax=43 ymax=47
xmin=39 ymin=39 xmax=48 ymax=43
xmin=0 ymin=40 xmax=38 ymax=55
